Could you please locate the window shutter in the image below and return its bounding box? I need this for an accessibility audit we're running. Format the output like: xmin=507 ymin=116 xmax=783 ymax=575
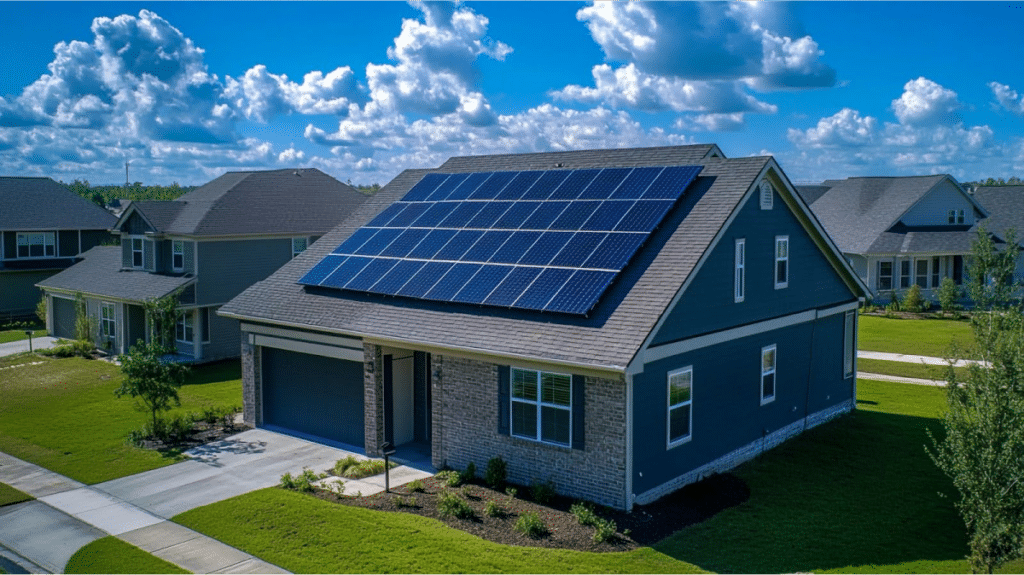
xmin=144 ymin=240 xmax=155 ymax=271
xmin=497 ymin=366 xmax=510 ymax=435
xmin=572 ymin=374 xmax=585 ymax=450
xmin=121 ymin=239 xmax=132 ymax=268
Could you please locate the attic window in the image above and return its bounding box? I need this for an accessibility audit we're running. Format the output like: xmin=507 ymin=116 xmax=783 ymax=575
xmin=948 ymin=209 xmax=965 ymax=224
xmin=759 ymin=181 xmax=773 ymax=210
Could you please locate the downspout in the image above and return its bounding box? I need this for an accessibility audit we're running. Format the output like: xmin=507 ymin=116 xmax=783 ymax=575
xmin=803 ymin=310 xmax=818 ymax=431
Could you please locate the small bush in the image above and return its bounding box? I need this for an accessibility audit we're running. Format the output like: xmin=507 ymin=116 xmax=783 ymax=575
xmin=460 ymin=461 xmax=477 ymax=484
xmin=279 ymin=472 xmax=296 ymax=490
xmin=514 ymin=511 xmax=548 ymax=538
xmin=530 ymin=480 xmax=556 ymax=505
xmin=436 ymin=469 xmax=461 ymax=487
xmin=483 ymin=499 xmax=505 ymax=517
xmin=901 ymin=284 xmax=926 ymax=313
xmin=406 ymin=479 xmax=425 ymax=493
xmin=340 ymin=458 xmax=392 ymax=479
xmin=323 ymin=479 xmax=345 ymax=496
xmin=485 ymin=456 xmax=507 ymax=489
xmin=938 ymin=277 xmax=962 ymax=315
xmin=40 ymin=340 xmax=94 ymax=358
xmin=333 ymin=455 xmax=360 ymax=476
xmin=570 ymin=501 xmax=599 ymax=527
xmin=281 ymin=468 xmax=325 ymax=492
xmin=437 ymin=489 xmax=474 ymax=519
xmin=592 ymin=518 xmax=618 ymax=543
xmin=395 ymin=496 xmax=417 ymax=508
xmin=505 ymin=487 xmax=518 ymax=499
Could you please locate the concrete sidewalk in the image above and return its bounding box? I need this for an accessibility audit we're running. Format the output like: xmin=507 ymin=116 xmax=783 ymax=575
xmin=857 ymin=350 xmax=988 ymax=368
xmin=0 ymin=336 xmax=59 ymax=358
xmin=857 ymin=372 xmax=946 ymax=387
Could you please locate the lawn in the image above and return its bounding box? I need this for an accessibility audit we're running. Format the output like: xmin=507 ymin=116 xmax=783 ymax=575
xmin=64 ymin=537 xmax=188 ymax=574
xmin=0 ymin=328 xmax=46 ymax=344
xmin=856 ymin=357 xmax=970 ymax=382
xmin=858 ymin=314 xmax=973 ymax=357
xmin=0 ymin=354 xmax=241 ymax=484
xmin=0 ymin=482 xmax=33 ymax=507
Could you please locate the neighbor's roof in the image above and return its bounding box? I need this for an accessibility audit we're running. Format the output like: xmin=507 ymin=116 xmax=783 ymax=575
xmin=972 ymin=186 xmax=1024 ymax=244
xmin=220 ymin=146 xmax=845 ymax=371
xmin=37 ymin=246 xmax=193 ymax=301
xmin=120 ymin=168 xmax=367 ymax=237
xmin=0 ymin=177 xmax=117 ymax=231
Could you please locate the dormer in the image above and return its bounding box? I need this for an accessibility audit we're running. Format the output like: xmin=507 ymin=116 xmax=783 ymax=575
xmin=899 ymin=176 xmax=987 ymax=228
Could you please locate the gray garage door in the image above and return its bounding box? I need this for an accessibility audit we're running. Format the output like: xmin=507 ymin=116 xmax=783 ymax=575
xmin=52 ymin=297 xmax=77 ymax=340
xmin=261 ymin=347 xmax=365 ymax=447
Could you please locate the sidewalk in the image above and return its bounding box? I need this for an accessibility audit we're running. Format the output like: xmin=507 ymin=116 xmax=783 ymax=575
xmin=857 ymin=372 xmax=946 ymax=387
xmin=0 ymin=336 xmax=59 ymax=358
xmin=857 ymin=350 xmax=988 ymax=368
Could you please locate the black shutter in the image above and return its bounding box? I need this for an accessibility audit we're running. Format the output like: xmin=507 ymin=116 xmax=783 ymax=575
xmin=572 ymin=374 xmax=585 ymax=450
xmin=497 ymin=366 xmax=510 ymax=435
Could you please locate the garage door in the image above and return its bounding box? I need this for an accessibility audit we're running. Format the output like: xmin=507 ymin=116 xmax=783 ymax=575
xmin=52 ymin=297 xmax=77 ymax=340
xmin=261 ymin=347 xmax=365 ymax=447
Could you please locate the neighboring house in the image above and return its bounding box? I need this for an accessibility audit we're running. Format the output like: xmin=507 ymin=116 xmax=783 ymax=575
xmin=0 ymin=177 xmax=116 ymax=320
xmin=219 ymin=144 xmax=869 ymax=510
xmin=797 ymin=175 xmax=989 ymax=302
xmin=38 ymin=168 xmax=367 ymax=361
xmin=971 ymin=186 xmax=1024 ymax=281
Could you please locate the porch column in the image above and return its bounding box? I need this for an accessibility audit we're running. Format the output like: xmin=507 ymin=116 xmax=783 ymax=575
xmin=192 ymin=309 xmax=202 ymax=361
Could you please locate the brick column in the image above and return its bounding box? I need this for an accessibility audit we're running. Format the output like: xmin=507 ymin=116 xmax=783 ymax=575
xmin=363 ymin=343 xmax=384 ymax=456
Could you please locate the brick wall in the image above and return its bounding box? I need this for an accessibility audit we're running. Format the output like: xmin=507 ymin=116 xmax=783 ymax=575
xmin=240 ymin=334 xmax=262 ymax=426
xmin=431 ymin=353 xmax=630 ymax=509
xmin=364 ymin=343 xmax=384 ymax=456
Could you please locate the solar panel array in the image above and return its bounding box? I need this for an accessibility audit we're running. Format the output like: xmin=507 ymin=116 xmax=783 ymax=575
xmin=299 ymin=165 xmax=702 ymax=315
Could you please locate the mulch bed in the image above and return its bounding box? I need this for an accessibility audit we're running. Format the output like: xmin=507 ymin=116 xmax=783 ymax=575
xmin=133 ymin=419 xmax=248 ymax=452
xmin=310 ymin=472 xmax=749 ymax=552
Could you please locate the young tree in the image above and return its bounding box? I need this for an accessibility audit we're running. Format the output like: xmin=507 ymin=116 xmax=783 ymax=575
xmin=115 ymin=341 xmax=190 ymax=430
xmin=143 ymin=292 xmax=181 ymax=354
xmin=967 ymin=227 xmax=1020 ymax=310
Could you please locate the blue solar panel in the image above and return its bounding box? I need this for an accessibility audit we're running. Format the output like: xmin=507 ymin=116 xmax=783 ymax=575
xmin=424 ymin=173 xmax=470 ymax=201
xmin=484 ymin=266 xmax=542 ymax=307
xmin=462 ymin=230 xmax=512 ymax=262
xmin=548 ymin=169 xmax=600 ymax=200
xmin=438 ymin=202 xmax=486 ymax=228
xmin=469 ymin=171 xmax=517 ymax=200
xmin=396 ymin=261 xmax=453 ymax=298
xmin=451 ymin=265 xmax=514 ymax=304
xmin=513 ymin=268 xmax=574 ymax=310
xmin=549 ymin=201 xmax=600 ymax=230
xmin=581 ymin=201 xmax=632 ymax=231
xmin=331 ymin=227 xmax=378 ymax=255
xmin=365 ymin=203 xmax=406 ymax=227
xmin=447 ymin=172 xmax=492 ymax=201
xmin=490 ymin=231 xmax=541 ymax=264
xmin=549 ymin=232 xmax=607 ymax=267
xmin=521 ymin=170 xmax=569 ymax=200
xmin=522 ymin=201 xmax=569 ymax=230
xmin=345 ymin=258 xmax=399 ymax=291
xmin=321 ymin=256 xmax=374 ymax=288
xmin=518 ymin=231 xmax=573 ymax=266
xmin=614 ymin=200 xmax=675 ymax=232
xmin=354 ymin=228 xmax=403 ymax=255
xmin=584 ymin=233 xmax=646 ymax=269
xmin=495 ymin=171 xmax=541 ymax=200
xmin=579 ymin=168 xmax=631 ymax=199
xmin=544 ymin=270 xmax=616 ymax=315
xmin=493 ymin=202 xmax=540 ymax=229
xmin=386 ymin=202 xmax=431 ymax=227
xmin=467 ymin=202 xmax=513 ymax=228
xmin=298 ymin=254 xmax=346 ymax=286
xmin=369 ymin=260 xmax=425 ymax=294
xmin=643 ymin=165 xmax=702 ymax=199
xmin=409 ymin=203 xmax=452 ymax=228
xmin=424 ymin=263 xmax=482 ymax=300
xmin=406 ymin=229 xmax=458 ymax=259
xmin=433 ymin=230 xmax=484 ymax=260
xmin=400 ymin=173 xmax=449 ymax=202
xmin=380 ymin=228 xmax=430 ymax=258
xmin=611 ymin=167 xmax=663 ymax=199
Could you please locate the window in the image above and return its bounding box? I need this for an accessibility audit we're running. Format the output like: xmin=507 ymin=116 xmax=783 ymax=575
xmin=774 ymin=236 xmax=789 ymax=289
xmin=761 ymin=345 xmax=777 ymax=404
xmin=131 ymin=238 xmax=144 ymax=268
xmin=100 ymin=303 xmax=115 ymax=340
xmin=667 ymin=367 xmax=693 ymax=445
xmin=844 ymin=311 xmax=855 ymax=378
xmin=948 ymin=209 xmax=957 ymax=224
xmin=916 ymin=259 xmax=929 ymax=289
xmin=175 ymin=311 xmax=193 ymax=343
xmin=900 ymin=260 xmax=911 ymax=289
xmin=932 ymin=257 xmax=940 ymax=288
xmin=759 ymin=181 xmax=773 ymax=210
xmin=16 ymin=232 xmax=55 ymax=258
xmin=734 ymin=239 xmax=745 ymax=302
xmin=878 ymin=261 xmax=893 ymax=290
xmin=957 ymin=209 xmax=965 ymax=224
xmin=511 ymin=368 xmax=571 ymax=446
xmin=292 ymin=237 xmax=308 ymax=258
xmin=172 ymin=240 xmax=184 ymax=271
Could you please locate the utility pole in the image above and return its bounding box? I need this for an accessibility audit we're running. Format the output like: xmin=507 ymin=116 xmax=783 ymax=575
xmin=125 ymin=160 xmax=130 ymax=189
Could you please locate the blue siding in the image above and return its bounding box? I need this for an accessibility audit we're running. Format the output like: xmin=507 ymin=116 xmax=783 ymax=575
xmin=632 ymin=311 xmax=852 ymax=494
xmin=652 ymin=188 xmax=854 ymax=345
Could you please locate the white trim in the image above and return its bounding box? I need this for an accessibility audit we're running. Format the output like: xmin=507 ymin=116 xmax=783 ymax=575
xmin=843 ymin=310 xmax=855 ymax=378
xmin=172 ymin=240 xmax=184 ymax=272
xmin=760 ymin=344 xmax=776 ymax=405
xmin=666 ymin=366 xmax=693 ymax=448
xmin=176 ymin=311 xmax=194 ymax=344
xmin=510 ymin=366 xmax=573 ymax=448
xmin=77 ymin=230 xmax=82 ymax=257
xmin=625 ymin=371 xmax=634 ymax=512
xmin=14 ymin=231 xmax=56 ymax=259
xmin=241 ymin=322 xmax=363 ymax=351
xmin=774 ymin=235 xmax=789 ymax=289
xmin=734 ymin=238 xmax=745 ymax=303
xmin=818 ymin=300 xmax=860 ymax=319
xmin=255 ymin=335 xmax=364 ymax=361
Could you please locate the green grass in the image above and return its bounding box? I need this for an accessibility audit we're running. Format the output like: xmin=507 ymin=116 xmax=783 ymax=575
xmin=858 ymin=315 xmax=973 ymax=357
xmin=64 ymin=537 xmax=188 ymax=574
xmin=0 ymin=328 xmax=46 ymax=344
xmin=0 ymin=482 xmax=33 ymax=507
xmin=857 ymin=357 xmax=970 ymax=382
xmin=0 ymin=355 xmax=241 ymax=484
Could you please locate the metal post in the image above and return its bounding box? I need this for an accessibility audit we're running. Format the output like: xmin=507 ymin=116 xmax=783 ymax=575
xmin=25 ymin=331 xmax=32 ymax=353
xmin=381 ymin=441 xmax=396 ymax=493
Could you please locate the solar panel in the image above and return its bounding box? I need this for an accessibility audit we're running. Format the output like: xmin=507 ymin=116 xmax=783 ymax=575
xmin=301 ymin=164 xmax=702 ymax=315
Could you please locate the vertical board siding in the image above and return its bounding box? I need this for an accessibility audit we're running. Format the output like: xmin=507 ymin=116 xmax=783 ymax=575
xmin=196 ymin=238 xmax=293 ymax=305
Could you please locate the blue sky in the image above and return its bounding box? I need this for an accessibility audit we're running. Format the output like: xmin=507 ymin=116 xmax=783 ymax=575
xmin=2 ymin=2 xmax=1024 ymax=187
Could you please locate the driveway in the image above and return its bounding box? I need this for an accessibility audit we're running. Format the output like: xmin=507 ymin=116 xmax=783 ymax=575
xmin=0 ymin=336 xmax=59 ymax=358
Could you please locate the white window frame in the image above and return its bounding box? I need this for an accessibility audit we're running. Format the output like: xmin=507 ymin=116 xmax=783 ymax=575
xmin=900 ymin=259 xmax=911 ymax=289
xmin=667 ymin=366 xmax=693 ymax=447
xmin=100 ymin=302 xmax=116 ymax=340
xmin=175 ymin=311 xmax=193 ymax=344
xmin=877 ymin=261 xmax=893 ymax=291
xmin=759 ymin=181 xmax=773 ymax=210
xmin=844 ymin=311 xmax=855 ymax=378
xmin=16 ymin=232 xmax=56 ymax=259
xmin=172 ymin=240 xmax=184 ymax=272
xmin=510 ymin=367 xmax=572 ymax=447
xmin=734 ymin=238 xmax=746 ymax=303
xmin=761 ymin=344 xmax=777 ymax=405
xmin=292 ymin=237 xmax=309 ymax=258
xmin=200 ymin=307 xmax=211 ymax=343
xmin=131 ymin=237 xmax=144 ymax=269
xmin=774 ymin=236 xmax=789 ymax=289
xmin=957 ymin=209 xmax=965 ymax=225
xmin=915 ymin=258 xmax=929 ymax=289
xmin=948 ymin=209 xmax=957 ymax=224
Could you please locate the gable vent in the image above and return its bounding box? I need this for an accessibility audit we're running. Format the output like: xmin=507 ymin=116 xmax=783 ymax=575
xmin=759 ymin=181 xmax=773 ymax=210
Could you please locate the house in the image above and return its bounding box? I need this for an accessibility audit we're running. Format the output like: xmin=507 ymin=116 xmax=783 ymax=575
xmin=219 ymin=145 xmax=869 ymax=510
xmin=37 ymin=168 xmax=368 ymax=361
xmin=0 ymin=177 xmax=116 ymax=320
xmin=971 ymin=186 xmax=1024 ymax=281
xmin=796 ymin=175 xmax=989 ymax=302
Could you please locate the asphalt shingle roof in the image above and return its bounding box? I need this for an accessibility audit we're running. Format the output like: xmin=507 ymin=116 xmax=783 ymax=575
xmin=0 ymin=177 xmax=117 ymax=231
xmin=972 ymin=186 xmax=1024 ymax=244
xmin=37 ymin=246 xmax=193 ymax=301
xmin=220 ymin=148 xmax=777 ymax=371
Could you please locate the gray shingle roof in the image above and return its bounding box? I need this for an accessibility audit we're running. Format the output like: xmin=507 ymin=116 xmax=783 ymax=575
xmin=972 ymin=186 xmax=1024 ymax=244
xmin=220 ymin=148 xmax=780 ymax=371
xmin=438 ymin=144 xmax=723 ymax=172
xmin=37 ymin=246 xmax=193 ymax=301
xmin=0 ymin=177 xmax=117 ymax=231
xmin=124 ymin=168 xmax=368 ymax=237
xmin=867 ymin=230 xmax=978 ymax=254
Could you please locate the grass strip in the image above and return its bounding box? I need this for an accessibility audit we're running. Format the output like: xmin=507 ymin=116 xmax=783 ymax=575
xmin=0 ymin=482 xmax=33 ymax=507
xmin=0 ymin=329 xmax=46 ymax=345
xmin=857 ymin=357 xmax=970 ymax=382
xmin=858 ymin=315 xmax=973 ymax=357
xmin=64 ymin=537 xmax=189 ymax=574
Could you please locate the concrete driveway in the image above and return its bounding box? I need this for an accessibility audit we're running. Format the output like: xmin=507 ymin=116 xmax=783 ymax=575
xmin=0 ymin=336 xmax=59 ymax=358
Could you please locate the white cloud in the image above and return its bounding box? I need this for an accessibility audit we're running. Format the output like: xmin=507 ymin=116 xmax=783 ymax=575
xmin=787 ymin=108 xmax=877 ymax=148
xmin=891 ymin=77 xmax=961 ymax=126
xmin=224 ymin=65 xmax=362 ymax=122
xmin=989 ymin=81 xmax=1024 ymax=115
xmin=278 ymin=146 xmax=306 ymax=164
xmin=674 ymin=113 xmax=747 ymax=132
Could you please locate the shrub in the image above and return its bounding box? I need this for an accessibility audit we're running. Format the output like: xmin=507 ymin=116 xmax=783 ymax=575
xmin=514 ymin=511 xmax=548 ymax=538
xmin=41 ymin=340 xmax=94 ymax=358
xmin=570 ymin=501 xmax=598 ymax=527
xmin=333 ymin=455 xmax=360 ymax=476
xmin=395 ymin=496 xmax=417 ymax=508
xmin=485 ymin=456 xmax=507 ymax=489
xmin=437 ymin=489 xmax=474 ymax=519
xmin=406 ymin=479 xmax=425 ymax=493
xmin=323 ymin=479 xmax=345 ymax=496
xmin=460 ymin=461 xmax=477 ymax=484
xmin=938 ymin=277 xmax=962 ymax=315
xmin=436 ymin=469 xmax=461 ymax=487
xmin=505 ymin=487 xmax=518 ymax=500
xmin=902 ymin=284 xmax=926 ymax=313
xmin=592 ymin=518 xmax=617 ymax=543
xmin=337 ymin=458 xmax=392 ymax=479
xmin=530 ymin=480 xmax=556 ymax=505
xmin=483 ymin=499 xmax=505 ymax=517
xmin=280 ymin=468 xmax=325 ymax=492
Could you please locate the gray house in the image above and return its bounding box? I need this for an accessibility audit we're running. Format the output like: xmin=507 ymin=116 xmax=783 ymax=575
xmin=38 ymin=168 xmax=367 ymax=361
xmin=220 ymin=145 xmax=869 ymax=510
xmin=797 ymin=175 xmax=989 ymax=302
xmin=0 ymin=177 xmax=115 ymax=320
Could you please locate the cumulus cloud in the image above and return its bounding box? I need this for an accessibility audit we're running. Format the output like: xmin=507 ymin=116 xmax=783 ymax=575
xmin=989 ymin=81 xmax=1024 ymax=115
xmin=891 ymin=77 xmax=961 ymax=126
xmin=674 ymin=113 xmax=747 ymax=132
xmin=787 ymin=108 xmax=877 ymax=148
xmin=224 ymin=65 xmax=362 ymax=122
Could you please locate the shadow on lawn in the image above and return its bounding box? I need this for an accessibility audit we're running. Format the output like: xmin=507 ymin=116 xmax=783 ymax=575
xmin=182 ymin=359 xmax=241 ymax=387
xmin=655 ymin=410 xmax=967 ymax=574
